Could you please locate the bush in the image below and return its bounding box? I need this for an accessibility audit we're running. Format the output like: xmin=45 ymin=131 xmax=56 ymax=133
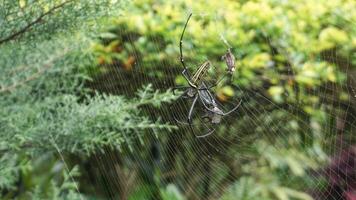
xmin=91 ymin=0 xmax=355 ymax=199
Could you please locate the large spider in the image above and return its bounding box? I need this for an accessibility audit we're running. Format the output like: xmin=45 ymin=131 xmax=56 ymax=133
xmin=171 ymin=13 xmax=242 ymax=138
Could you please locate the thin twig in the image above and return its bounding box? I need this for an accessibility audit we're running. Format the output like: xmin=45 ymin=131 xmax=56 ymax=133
xmin=0 ymin=0 xmax=74 ymax=45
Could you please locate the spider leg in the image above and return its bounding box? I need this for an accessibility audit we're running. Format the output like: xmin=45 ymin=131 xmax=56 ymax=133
xmin=196 ymin=128 xmax=215 ymax=138
xmin=200 ymin=82 xmax=217 ymax=91
xmin=180 ymin=13 xmax=192 ymax=73
xmin=188 ymin=100 xmax=216 ymax=138
xmin=196 ymin=118 xmax=215 ymax=138
xmin=203 ymin=71 xmax=234 ymax=90
xmin=187 ymin=95 xmax=199 ymax=124
xmin=172 ymin=86 xmax=190 ymax=96
xmin=220 ymin=99 xmax=242 ymax=116
xmin=175 ymin=95 xmax=198 ymax=134
xmin=170 ymin=93 xmax=199 ymax=126
xmin=212 ymin=73 xmax=234 ymax=87
xmin=171 ymin=91 xmax=216 ymax=138
xmin=170 ymin=90 xmax=193 ymax=124
xmin=173 ymin=85 xmax=215 ymax=96
xmin=174 ymin=117 xmax=191 ymax=125
xmin=200 ymin=74 xmax=227 ymax=91
xmin=170 ymin=102 xmax=188 ymax=124
xmin=179 ymin=13 xmax=199 ymax=89
xmin=182 ymin=70 xmax=198 ymax=89
xmin=198 ymin=89 xmax=242 ymax=116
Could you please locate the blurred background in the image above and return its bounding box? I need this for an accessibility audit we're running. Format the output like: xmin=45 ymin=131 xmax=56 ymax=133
xmin=0 ymin=0 xmax=355 ymax=199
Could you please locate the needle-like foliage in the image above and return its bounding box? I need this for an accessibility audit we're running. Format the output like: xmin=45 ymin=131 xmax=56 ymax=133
xmin=0 ymin=0 xmax=177 ymax=198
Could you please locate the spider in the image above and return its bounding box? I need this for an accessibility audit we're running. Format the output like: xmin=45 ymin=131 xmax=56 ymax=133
xmin=171 ymin=13 xmax=242 ymax=138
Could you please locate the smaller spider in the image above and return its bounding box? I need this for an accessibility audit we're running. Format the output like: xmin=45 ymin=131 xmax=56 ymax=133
xmin=171 ymin=13 xmax=242 ymax=138
xmin=222 ymin=48 xmax=236 ymax=74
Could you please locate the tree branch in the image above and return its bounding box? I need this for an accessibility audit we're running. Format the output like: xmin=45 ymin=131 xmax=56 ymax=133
xmin=0 ymin=0 xmax=74 ymax=45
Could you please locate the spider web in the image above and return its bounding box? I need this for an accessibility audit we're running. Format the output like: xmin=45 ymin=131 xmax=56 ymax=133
xmin=71 ymin=6 xmax=355 ymax=200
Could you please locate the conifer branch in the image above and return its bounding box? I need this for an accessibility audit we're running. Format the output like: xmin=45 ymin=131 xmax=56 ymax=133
xmin=0 ymin=49 xmax=69 ymax=93
xmin=0 ymin=0 xmax=74 ymax=45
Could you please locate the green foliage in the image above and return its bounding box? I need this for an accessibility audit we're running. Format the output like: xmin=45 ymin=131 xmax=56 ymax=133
xmin=221 ymin=176 xmax=313 ymax=200
xmin=0 ymin=0 xmax=125 ymax=44
xmin=1 ymin=0 xmax=355 ymax=199
xmin=99 ymin=0 xmax=355 ymax=101
xmin=0 ymin=154 xmax=19 ymax=190
xmin=91 ymin=0 xmax=355 ymax=199
xmin=160 ymin=184 xmax=185 ymax=200
xmin=0 ymin=0 xmax=179 ymax=198
xmin=220 ymin=135 xmax=325 ymax=200
xmin=1 ymin=153 xmax=85 ymax=200
xmin=1 ymin=85 xmax=176 ymax=155
xmin=12 ymin=157 xmax=84 ymax=200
